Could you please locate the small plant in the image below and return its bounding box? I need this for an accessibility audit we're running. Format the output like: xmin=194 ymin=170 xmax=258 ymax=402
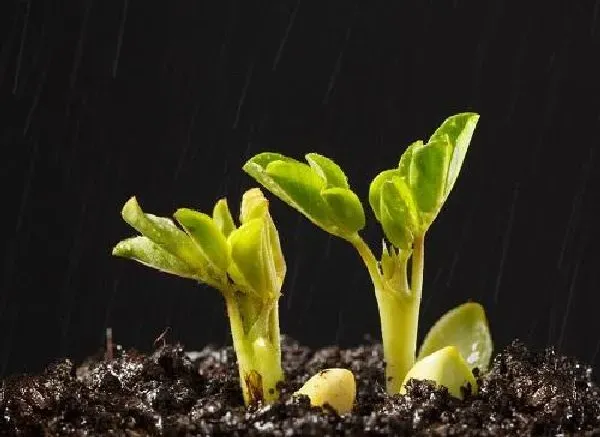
xmin=112 ymin=188 xmax=286 ymax=405
xmin=243 ymin=112 xmax=493 ymax=395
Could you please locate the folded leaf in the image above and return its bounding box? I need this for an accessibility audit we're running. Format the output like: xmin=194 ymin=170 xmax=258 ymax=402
xmin=240 ymin=188 xmax=269 ymax=224
xmin=305 ymin=153 xmax=349 ymax=189
xmin=368 ymin=169 xmax=403 ymax=222
xmin=398 ymin=140 xmax=423 ymax=179
xmin=212 ymin=198 xmax=236 ymax=237
xmin=174 ymin=208 xmax=231 ymax=273
xmin=264 ymin=213 xmax=286 ymax=292
xmin=417 ymin=302 xmax=493 ymax=372
xmin=321 ymin=187 xmax=365 ymax=235
xmin=112 ymin=236 xmax=198 ymax=279
xmin=408 ymin=138 xmax=452 ymax=220
xmin=379 ymin=177 xmax=420 ymax=249
xmin=120 ymin=197 xmax=206 ymax=271
xmin=401 ymin=345 xmax=477 ymax=399
xmin=227 ymin=218 xmax=277 ymax=298
xmin=428 ymin=112 xmax=479 ymax=201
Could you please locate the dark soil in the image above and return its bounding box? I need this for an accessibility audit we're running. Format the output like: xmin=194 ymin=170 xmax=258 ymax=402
xmin=1 ymin=337 xmax=599 ymax=436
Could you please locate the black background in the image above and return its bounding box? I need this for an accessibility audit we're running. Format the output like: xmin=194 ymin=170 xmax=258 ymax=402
xmin=1 ymin=0 xmax=599 ymax=377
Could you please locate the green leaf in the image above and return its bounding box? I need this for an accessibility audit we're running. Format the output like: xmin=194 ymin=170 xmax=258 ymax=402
xmin=264 ymin=212 xmax=286 ymax=292
xmin=227 ymin=218 xmax=277 ymax=298
xmin=241 ymin=188 xmax=286 ymax=291
xmin=120 ymin=197 xmax=205 ymax=271
xmin=212 ymin=199 xmax=236 ymax=237
xmin=398 ymin=140 xmax=423 ymax=179
xmin=244 ymin=154 xmax=333 ymax=230
xmin=321 ymin=187 xmax=365 ymax=235
xmin=368 ymin=169 xmax=402 ymax=222
xmin=428 ymin=112 xmax=479 ymax=201
xmin=401 ymin=345 xmax=477 ymax=399
xmin=408 ymin=138 xmax=452 ymax=218
xmin=305 ymin=153 xmax=349 ymax=189
xmin=240 ymin=188 xmax=269 ymax=224
xmin=417 ymin=302 xmax=493 ymax=372
xmin=379 ymin=177 xmax=419 ymax=249
xmin=174 ymin=208 xmax=231 ymax=273
xmin=246 ymin=152 xmax=300 ymax=169
xmin=112 ymin=236 xmax=198 ymax=279
xmin=264 ymin=160 xmax=331 ymax=226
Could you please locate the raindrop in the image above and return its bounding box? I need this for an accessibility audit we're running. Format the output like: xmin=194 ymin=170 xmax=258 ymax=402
xmin=233 ymin=62 xmax=254 ymax=129
xmin=69 ymin=0 xmax=93 ymax=90
xmin=272 ymin=0 xmax=301 ymax=71
xmin=112 ymin=0 xmax=129 ymax=78
xmin=557 ymin=260 xmax=580 ymax=352
xmin=493 ymin=182 xmax=519 ymax=304
xmin=557 ymin=147 xmax=594 ymax=269
xmin=12 ymin=0 xmax=30 ymax=94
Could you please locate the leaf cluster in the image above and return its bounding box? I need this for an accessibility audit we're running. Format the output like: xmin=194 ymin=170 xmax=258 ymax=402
xmin=112 ymin=188 xmax=286 ymax=301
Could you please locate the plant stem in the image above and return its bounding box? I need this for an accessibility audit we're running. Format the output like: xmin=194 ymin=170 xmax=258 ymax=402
xmin=376 ymin=287 xmax=418 ymax=393
xmin=224 ymin=291 xmax=283 ymax=405
xmin=411 ymin=235 xmax=425 ymax=304
xmin=348 ymin=234 xmax=383 ymax=291
xmin=349 ymin=233 xmax=426 ymax=394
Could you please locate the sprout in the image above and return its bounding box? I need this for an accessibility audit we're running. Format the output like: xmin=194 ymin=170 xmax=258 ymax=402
xmin=112 ymin=188 xmax=286 ymax=405
xmin=243 ymin=113 xmax=493 ymax=396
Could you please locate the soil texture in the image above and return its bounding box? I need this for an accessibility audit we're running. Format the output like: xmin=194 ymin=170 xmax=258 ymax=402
xmin=1 ymin=337 xmax=599 ymax=436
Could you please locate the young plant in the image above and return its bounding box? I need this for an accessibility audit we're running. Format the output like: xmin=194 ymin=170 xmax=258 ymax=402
xmin=243 ymin=113 xmax=493 ymax=395
xmin=112 ymin=188 xmax=286 ymax=405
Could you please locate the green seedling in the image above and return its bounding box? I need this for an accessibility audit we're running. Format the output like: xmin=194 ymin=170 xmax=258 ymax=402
xmin=243 ymin=113 xmax=493 ymax=396
xmin=112 ymin=188 xmax=286 ymax=405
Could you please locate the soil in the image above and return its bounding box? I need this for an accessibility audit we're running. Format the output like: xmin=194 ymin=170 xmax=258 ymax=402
xmin=1 ymin=337 xmax=599 ymax=436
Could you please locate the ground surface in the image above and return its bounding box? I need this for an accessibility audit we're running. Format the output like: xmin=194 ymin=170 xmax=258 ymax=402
xmin=1 ymin=337 xmax=599 ymax=436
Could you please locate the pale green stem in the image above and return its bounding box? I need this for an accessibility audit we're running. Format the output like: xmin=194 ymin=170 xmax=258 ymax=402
xmin=224 ymin=291 xmax=283 ymax=405
xmin=349 ymin=233 xmax=426 ymax=394
xmin=348 ymin=234 xmax=383 ymax=291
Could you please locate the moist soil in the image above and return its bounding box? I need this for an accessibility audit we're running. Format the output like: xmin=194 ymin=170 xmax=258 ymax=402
xmin=1 ymin=337 xmax=599 ymax=436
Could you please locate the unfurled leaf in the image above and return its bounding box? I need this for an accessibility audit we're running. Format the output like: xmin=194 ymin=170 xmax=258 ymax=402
xmin=400 ymin=345 xmax=477 ymax=399
xmin=112 ymin=236 xmax=198 ymax=279
xmin=417 ymin=302 xmax=493 ymax=372
xmin=240 ymin=188 xmax=269 ymax=224
xmin=379 ymin=177 xmax=420 ymax=249
xmin=212 ymin=199 xmax=236 ymax=237
xmin=428 ymin=112 xmax=479 ymax=201
xmin=244 ymin=154 xmax=333 ymax=230
xmin=264 ymin=160 xmax=331 ymax=225
xmin=120 ymin=197 xmax=206 ymax=271
xmin=321 ymin=187 xmax=365 ymax=235
xmin=408 ymin=138 xmax=452 ymax=218
xmin=368 ymin=169 xmax=403 ymax=222
xmin=305 ymin=153 xmax=349 ymax=189
xmin=174 ymin=208 xmax=231 ymax=273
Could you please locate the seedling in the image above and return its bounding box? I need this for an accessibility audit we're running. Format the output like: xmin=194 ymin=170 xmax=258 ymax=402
xmin=243 ymin=112 xmax=493 ymax=395
xmin=112 ymin=188 xmax=286 ymax=405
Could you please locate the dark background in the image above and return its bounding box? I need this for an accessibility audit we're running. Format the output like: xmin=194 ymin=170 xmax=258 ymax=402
xmin=1 ymin=0 xmax=599 ymax=377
